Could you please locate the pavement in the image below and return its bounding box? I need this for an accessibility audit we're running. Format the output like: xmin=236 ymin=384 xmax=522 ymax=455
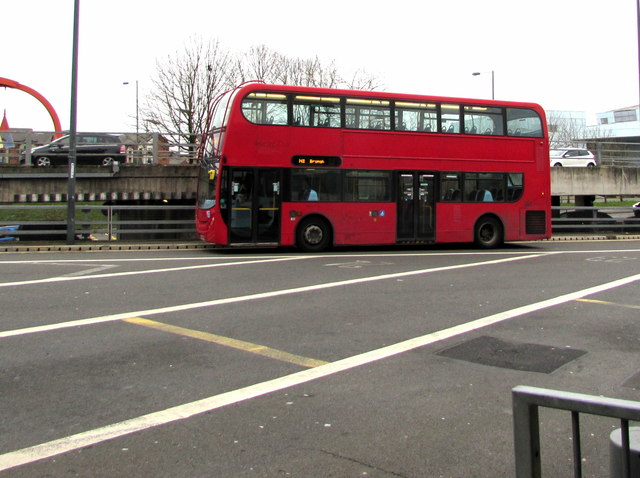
xmin=2 ymin=234 xmax=640 ymax=253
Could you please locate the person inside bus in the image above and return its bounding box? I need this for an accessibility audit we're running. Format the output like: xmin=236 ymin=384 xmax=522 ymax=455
xmin=300 ymin=180 xmax=318 ymax=201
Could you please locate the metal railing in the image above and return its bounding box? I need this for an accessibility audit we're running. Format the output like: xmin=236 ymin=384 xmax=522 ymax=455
xmin=513 ymin=386 xmax=640 ymax=478
xmin=0 ymin=130 xmax=200 ymax=166
xmin=4 ymin=133 xmax=640 ymax=168
xmin=550 ymin=141 xmax=640 ymax=167
xmin=552 ymin=206 xmax=640 ymax=235
xmin=0 ymin=203 xmax=196 ymax=242
xmin=1 ymin=204 xmax=639 ymax=243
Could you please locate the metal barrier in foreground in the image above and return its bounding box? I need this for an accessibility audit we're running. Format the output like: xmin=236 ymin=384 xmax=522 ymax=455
xmin=513 ymin=385 xmax=640 ymax=478
xmin=0 ymin=203 xmax=196 ymax=242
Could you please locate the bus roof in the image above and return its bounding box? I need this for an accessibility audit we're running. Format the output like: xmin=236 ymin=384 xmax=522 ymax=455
xmin=234 ymin=81 xmax=545 ymax=113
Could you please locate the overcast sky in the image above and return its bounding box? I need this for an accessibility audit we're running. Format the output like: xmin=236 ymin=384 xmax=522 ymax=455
xmin=3 ymin=0 xmax=639 ymax=133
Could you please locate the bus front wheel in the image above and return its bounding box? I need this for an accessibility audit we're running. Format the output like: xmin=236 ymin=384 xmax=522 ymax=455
xmin=474 ymin=216 xmax=503 ymax=249
xmin=297 ymin=217 xmax=331 ymax=252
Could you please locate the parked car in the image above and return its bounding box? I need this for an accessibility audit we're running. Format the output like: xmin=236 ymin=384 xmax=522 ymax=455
xmin=24 ymin=133 xmax=126 ymax=167
xmin=550 ymin=148 xmax=596 ymax=168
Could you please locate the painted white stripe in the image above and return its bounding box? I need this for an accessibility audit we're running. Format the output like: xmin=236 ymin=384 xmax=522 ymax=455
xmin=0 ymin=255 xmax=304 ymax=264
xmin=2 ymin=249 xmax=638 ymax=288
xmin=2 ymin=248 xmax=639 ymax=267
xmin=1 ymin=271 xmax=638 ymax=472
xmin=0 ymin=256 xmax=307 ymax=288
xmin=0 ymin=254 xmax=542 ymax=339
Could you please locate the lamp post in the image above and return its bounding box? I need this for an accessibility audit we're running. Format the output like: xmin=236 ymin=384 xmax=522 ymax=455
xmin=472 ymin=70 xmax=495 ymax=100
xmin=67 ymin=0 xmax=80 ymax=244
xmin=123 ymin=80 xmax=140 ymax=163
xmin=122 ymin=80 xmax=139 ymax=139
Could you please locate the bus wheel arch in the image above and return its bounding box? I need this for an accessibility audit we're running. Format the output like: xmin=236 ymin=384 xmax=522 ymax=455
xmin=474 ymin=214 xmax=504 ymax=249
xmin=296 ymin=214 xmax=333 ymax=252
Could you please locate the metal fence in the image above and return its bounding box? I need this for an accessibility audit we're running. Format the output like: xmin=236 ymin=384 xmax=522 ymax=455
xmin=593 ymin=142 xmax=640 ymax=167
xmin=3 ymin=131 xmax=640 ymax=168
xmin=0 ymin=203 xmax=196 ymax=242
xmin=552 ymin=206 xmax=640 ymax=234
xmin=1 ymin=204 xmax=639 ymax=243
xmin=0 ymin=130 xmax=199 ymax=166
xmin=513 ymin=386 xmax=640 ymax=478
xmin=553 ymin=141 xmax=640 ymax=167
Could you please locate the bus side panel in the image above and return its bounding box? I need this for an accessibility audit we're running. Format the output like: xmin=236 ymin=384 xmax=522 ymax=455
xmin=434 ymin=204 xmax=471 ymax=243
xmin=435 ymin=204 xmax=531 ymax=243
xmin=281 ymin=203 xmax=397 ymax=247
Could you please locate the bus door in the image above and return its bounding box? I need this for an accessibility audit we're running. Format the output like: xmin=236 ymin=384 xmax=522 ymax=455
xmin=229 ymin=168 xmax=281 ymax=244
xmin=397 ymin=172 xmax=436 ymax=242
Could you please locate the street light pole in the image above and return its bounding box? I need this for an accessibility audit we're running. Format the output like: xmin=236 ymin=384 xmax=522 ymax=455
xmin=637 ymin=0 xmax=640 ymax=109
xmin=472 ymin=70 xmax=495 ymax=100
xmin=123 ymin=80 xmax=139 ymax=138
xmin=66 ymin=0 xmax=80 ymax=244
xmin=123 ymin=80 xmax=140 ymax=163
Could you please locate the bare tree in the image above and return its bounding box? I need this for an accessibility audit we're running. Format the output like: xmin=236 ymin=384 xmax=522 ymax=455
xmin=342 ymin=68 xmax=383 ymax=91
xmin=141 ymin=37 xmax=232 ymax=160
xmin=234 ymin=45 xmax=342 ymax=88
xmin=232 ymin=45 xmax=285 ymax=84
xmin=143 ymin=40 xmax=382 ymax=160
xmin=547 ymin=110 xmax=611 ymax=147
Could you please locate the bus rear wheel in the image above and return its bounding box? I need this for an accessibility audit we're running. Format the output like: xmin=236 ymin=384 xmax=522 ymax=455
xmin=474 ymin=216 xmax=503 ymax=249
xmin=297 ymin=217 xmax=331 ymax=252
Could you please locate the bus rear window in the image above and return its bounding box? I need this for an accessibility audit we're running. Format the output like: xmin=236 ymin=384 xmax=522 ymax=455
xmin=506 ymin=108 xmax=543 ymax=137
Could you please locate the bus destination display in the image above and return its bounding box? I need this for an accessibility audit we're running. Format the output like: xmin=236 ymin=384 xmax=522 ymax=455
xmin=292 ymin=155 xmax=341 ymax=167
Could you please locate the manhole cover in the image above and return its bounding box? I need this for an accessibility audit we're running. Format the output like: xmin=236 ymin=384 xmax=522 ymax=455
xmin=437 ymin=336 xmax=587 ymax=374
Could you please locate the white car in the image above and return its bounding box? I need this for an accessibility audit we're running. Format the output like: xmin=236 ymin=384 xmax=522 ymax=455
xmin=550 ymin=148 xmax=596 ymax=168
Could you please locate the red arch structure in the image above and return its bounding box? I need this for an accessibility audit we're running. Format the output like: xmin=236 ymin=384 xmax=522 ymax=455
xmin=0 ymin=77 xmax=63 ymax=138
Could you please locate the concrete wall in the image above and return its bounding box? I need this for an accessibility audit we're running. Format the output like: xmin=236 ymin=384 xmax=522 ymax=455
xmin=0 ymin=165 xmax=198 ymax=202
xmin=551 ymin=167 xmax=640 ymax=196
xmin=2 ymin=165 xmax=640 ymax=203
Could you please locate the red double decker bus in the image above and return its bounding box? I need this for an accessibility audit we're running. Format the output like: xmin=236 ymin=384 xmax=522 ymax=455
xmin=196 ymin=82 xmax=550 ymax=252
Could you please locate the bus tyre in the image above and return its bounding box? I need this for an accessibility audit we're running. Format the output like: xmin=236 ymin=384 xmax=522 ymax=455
xmin=297 ymin=217 xmax=331 ymax=253
xmin=474 ymin=216 xmax=503 ymax=249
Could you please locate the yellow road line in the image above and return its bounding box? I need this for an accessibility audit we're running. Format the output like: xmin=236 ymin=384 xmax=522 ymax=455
xmin=123 ymin=317 xmax=328 ymax=368
xmin=576 ymin=298 xmax=640 ymax=310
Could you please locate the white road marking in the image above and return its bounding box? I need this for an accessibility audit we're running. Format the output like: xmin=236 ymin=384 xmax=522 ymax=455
xmin=57 ymin=264 xmax=117 ymax=277
xmin=0 ymin=254 xmax=542 ymax=339
xmin=1 ymin=270 xmax=638 ymax=472
xmin=0 ymin=256 xmax=307 ymax=288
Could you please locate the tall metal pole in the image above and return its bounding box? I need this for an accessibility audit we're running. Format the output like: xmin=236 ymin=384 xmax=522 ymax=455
xmin=491 ymin=70 xmax=495 ymax=100
xmin=472 ymin=71 xmax=495 ymax=100
xmin=66 ymin=0 xmax=80 ymax=244
xmin=637 ymin=0 xmax=640 ymax=110
xmin=136 ymin=80 xmax=139 ymax=140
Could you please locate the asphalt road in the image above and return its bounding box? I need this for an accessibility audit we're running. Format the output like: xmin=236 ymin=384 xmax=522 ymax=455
xmin=1 ymin=240 xmax=639 ymax=477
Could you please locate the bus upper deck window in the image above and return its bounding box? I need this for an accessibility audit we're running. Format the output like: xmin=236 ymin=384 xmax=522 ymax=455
xmin=441 ymin=104 xmax=460 ymax=133
xmin=293 ymin=96 xmax=341 ymax=128
xmin=242 ymin=92 xmax=288 ymax=125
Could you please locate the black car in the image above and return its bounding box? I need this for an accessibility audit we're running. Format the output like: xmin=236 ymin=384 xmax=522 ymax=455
xmin=26 ymin=133 xmax=126 ymax=167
